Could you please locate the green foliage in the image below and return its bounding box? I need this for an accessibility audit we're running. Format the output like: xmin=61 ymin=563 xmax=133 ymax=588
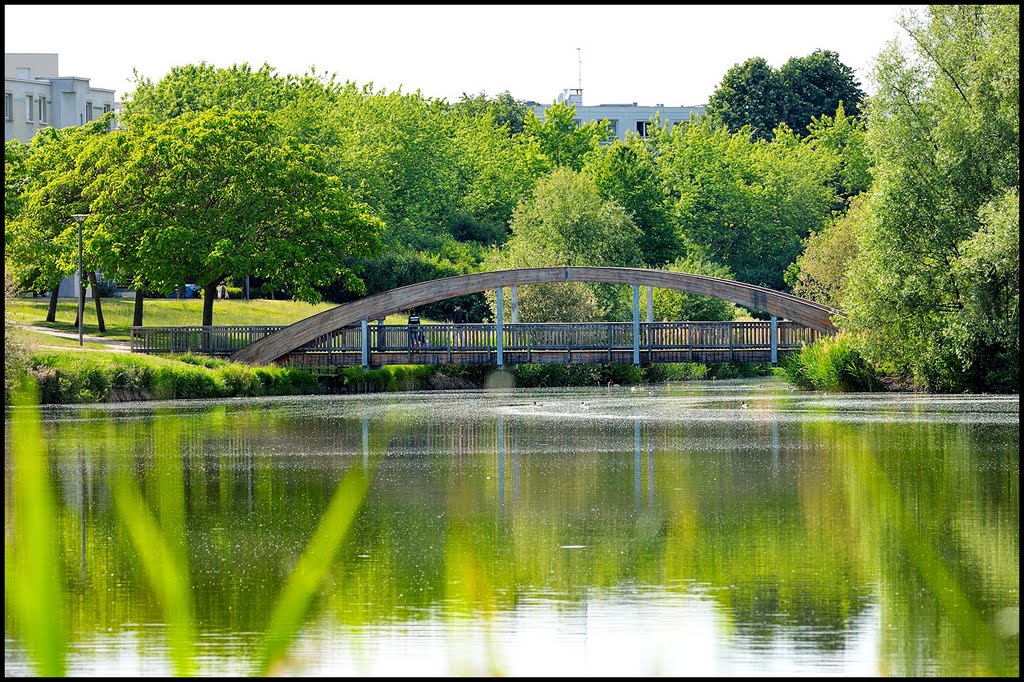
xmin=5 ymin=116 xmax=116 ymax=294
xmin=453 ymin=90 xmax=530 ymax=136
xmin=805 ymin=101 xmax=872 ymax=202
xmin=842 ymin=5 xmax=1019 ymax=392
xmin=652 ymin=249 xmax=740 ymax=321
xmin=89 ymin=109 xmax=384 ymax=325
xmin=337 ymin=365 xmax=434 ymax=392
xmin=787 ymin=194 xmax=866 ymax=308
xmin=6 ymin=381 xmax=66 ymax=676
xmin=583 ymin=137 xmax=680 ymax=266
xmin=4 ymin=272 xmax=30 ymax=397
xmin=486 ymin=168 xmax=643 ymax=321
xmin=121 ymin=61 xmax=293 ymax=125
xmin=705 ymin=51 xmax=865 ymax=140
xmin=24 ymin=350 xmax=319 ymax=403
xmin=705 ymin=57 xmax=788 ymax=141
xmin=651 ymin=117 xmax=837 ymax=289
xmin=778 ymin=334 xmax=882 ymax=392
xmin=523 ymin=101 xmax=613 ymax=170
xmin=777 ymin=50 xmax=865 ymax=134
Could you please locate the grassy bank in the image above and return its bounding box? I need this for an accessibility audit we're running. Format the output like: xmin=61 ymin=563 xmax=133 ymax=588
xmin=6 ymin=297 xmax=417 ymax=341
xmin=22 ymin=350 xmax=319 ymax=404
xmin=10 ymin=341 xmax=774 ymax=404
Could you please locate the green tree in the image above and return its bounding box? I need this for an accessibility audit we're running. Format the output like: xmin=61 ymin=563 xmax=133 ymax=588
xmin=843 ymin=5 xmax=1019 ymax=392
xmin=523 ymin=101 xmax=613 ymax=171
xmin=5 ymin=116 xmax=116 ymax=327
xmin=89 ymin=109 xmax=384 ymax=327
xmin=485 ymin=168 xmax=642 ymax=321
xmin=705 ymin=57 xmax=788 ymax=141
xmin=652 ymin=249 xmax=740 ymax=322
xmin=650 ymin=118 xmax=837 ymax=290
xmin=120 ymin=62 xmax=292 ymax=126
xmin=805 ymin=101 xmax=872 ymax=202
xmin=778 ymin=50 xmax=865 ymax=134
xmin=453 ymin=90 xmax=530 ymax=136
xmin=583 ymin=137 xmax=680 ymax=267
xmin=706 ymin=52 xmax=865 ymax=140
xmin=786 ymin=194 xmax=866 ymax=308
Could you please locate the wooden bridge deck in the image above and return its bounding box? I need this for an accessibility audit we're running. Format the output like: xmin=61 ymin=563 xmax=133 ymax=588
xmin=131 ymin=321 xmax=818 ymax=367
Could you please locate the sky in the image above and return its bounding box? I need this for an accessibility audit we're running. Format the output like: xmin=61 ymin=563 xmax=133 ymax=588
xmin=5 ymin=4 xmax=922 ymax=106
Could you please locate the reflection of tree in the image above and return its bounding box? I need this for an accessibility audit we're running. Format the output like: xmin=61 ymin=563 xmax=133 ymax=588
xmin=8 ymin=397 xmax=1017 ymax=675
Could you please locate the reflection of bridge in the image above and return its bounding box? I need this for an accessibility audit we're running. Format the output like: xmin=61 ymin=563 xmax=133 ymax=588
xmin=130 ymin=267 xmax=840 ymax=368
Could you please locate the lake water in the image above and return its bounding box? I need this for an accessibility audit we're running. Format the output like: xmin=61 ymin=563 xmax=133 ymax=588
xmin=4 ymin=378 xmax=1019 ymax=676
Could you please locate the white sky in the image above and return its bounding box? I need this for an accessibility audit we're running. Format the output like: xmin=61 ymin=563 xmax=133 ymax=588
xmin=5 ymin=4 xmax=921 ymax=106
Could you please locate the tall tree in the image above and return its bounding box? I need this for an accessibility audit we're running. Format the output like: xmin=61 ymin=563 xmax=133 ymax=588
xmin=650 ymin=117 xmax=837 ymax=290
xmin=778 ymin=49 xmax=865 ymax=134
xmin=453 ymin=90 xmax=530 ymax=136
xmin=485 ymin=168 xmax=642 ymax=322
xmin=704 ymin=57 xmax=788 ymax=140
xmin=523 ymin=101 xmax=613 ymax=171
xmin=843 ymin=5 xmax=1019 ymax=392
xmin=583 ymin=137 xmax=680 ymax=267
xmin=89 ymin=109 xmax=384 ymax=327
xmin=6 ymin=116 xmax=116 ymax=328
xmin=706 ymin=52 xmax=865 ymax=140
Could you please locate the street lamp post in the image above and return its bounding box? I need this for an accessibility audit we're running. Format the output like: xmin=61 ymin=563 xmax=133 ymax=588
xmin=71 ymin=213 xmax=88 ymax=346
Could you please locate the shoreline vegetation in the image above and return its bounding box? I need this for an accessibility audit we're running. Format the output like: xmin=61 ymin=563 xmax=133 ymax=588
xmin=9 ymin=343 xmax=776 ymax=405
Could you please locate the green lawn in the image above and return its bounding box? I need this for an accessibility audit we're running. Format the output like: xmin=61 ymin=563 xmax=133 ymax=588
xmin=7 ymin=297 xmax=417 ymax=341
xmin=14 ymin=329 xmax=116 ymax=351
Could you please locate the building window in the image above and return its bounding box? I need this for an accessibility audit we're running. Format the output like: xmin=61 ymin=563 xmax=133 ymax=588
xmin=25 ymin=95 xmax=34 ymax=122
xmin=37 ymin=97 xmax=46 ymax=123
xmin=4 ymin=93 xmax=12 ymax=121
xmin=605 ymin=119 xmax=618 ymax=136
xmin=636 ymin=121 xmax=649 ymax=137
xmin=103 ymin=103 xmax=111 ymax=114
xmin=85 ymin=101 xmax=94 ymax=121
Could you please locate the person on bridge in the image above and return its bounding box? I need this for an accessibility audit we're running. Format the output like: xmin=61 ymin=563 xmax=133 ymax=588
xmin=408 ymin=312 xmax=422 ymax=348
xmin=453 ymin=304 xmax=468 ymax=345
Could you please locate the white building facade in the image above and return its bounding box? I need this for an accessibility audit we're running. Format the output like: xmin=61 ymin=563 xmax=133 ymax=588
xmin=528 ymin=88 xmax=705 ymax=142
xmin=5 ymin=53 xmax=116 ymax=143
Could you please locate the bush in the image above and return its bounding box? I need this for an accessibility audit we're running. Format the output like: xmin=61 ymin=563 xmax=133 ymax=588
xmin=778 ymin=334 xmax=882 ymax=392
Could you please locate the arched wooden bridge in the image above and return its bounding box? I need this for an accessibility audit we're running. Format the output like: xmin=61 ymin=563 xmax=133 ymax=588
xmin=130 ymin=267 xmax=841 ymax=368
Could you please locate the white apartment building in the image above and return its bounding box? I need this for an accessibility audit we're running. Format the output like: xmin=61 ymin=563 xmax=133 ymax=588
xmin=5 ymin=53 xmax=116 ymax=143
xmin=528 ymin=88 xmax=705 ymax=142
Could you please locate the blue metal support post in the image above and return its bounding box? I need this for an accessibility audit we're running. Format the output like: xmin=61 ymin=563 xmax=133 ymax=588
xmin=633 ymin=285 xmax=640 ymax=367
xmin=361 ymin=319 xmax=369 ymax=368
xmin=496 ymin=286 xmax=504 ymax=368
xmin=770 ymin=316 xmax=778 ymax=365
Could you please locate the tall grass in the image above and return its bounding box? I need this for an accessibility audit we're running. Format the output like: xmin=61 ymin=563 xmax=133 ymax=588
xmin=5 ymin=375 xmax=381 ymax=676
xmin=777 ymin=334 xmax=882 ymax=392
xmin=6 ymin=380 xmax=66 ymax=676
xmin=23 ymin=350 xmax=318 ymax=404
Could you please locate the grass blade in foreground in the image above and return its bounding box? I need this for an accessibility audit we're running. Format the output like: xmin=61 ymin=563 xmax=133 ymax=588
xmin=110 ymin=419 xmax=196 ymax=676
xmin=257 ymin=465 xmax=371 ymax=675
xmin=6 ymin=380 xmax=66 ymax=676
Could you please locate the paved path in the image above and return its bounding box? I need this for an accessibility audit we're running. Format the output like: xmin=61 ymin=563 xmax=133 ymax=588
xmin=24 ymin=325 xmax=131 ymax=353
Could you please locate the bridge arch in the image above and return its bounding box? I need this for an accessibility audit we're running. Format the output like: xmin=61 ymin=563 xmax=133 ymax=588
xmin=230 ymin=267 xmax=840 ymax=365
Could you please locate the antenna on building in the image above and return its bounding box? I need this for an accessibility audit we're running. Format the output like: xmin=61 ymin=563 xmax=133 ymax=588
xmin=577 ymin=47 xmax=582 ymax=91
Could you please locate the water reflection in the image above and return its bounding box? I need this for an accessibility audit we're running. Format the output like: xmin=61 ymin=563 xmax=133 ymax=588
xmin=4 ymin=381 xmax=1019 ymax=676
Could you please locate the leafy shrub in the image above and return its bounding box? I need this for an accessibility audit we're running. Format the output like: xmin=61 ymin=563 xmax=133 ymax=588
xmin=778 ymin=334 xmax=881 ymax=391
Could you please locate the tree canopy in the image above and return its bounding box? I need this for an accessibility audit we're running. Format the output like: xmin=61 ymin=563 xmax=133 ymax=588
xmin=706 ymin=50 xmax=865 ymax=140
xmin=842 ymin=5 xmax=1018 ymax=392
xmin=89 ymin=109 xmax=384 ymax=325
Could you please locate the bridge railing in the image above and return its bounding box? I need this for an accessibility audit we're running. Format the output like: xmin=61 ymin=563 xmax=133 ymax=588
xmin=130 ymin=325 xmax=288 ymax=355
xmin=131 ymin=321 xmax=820 ymax=357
